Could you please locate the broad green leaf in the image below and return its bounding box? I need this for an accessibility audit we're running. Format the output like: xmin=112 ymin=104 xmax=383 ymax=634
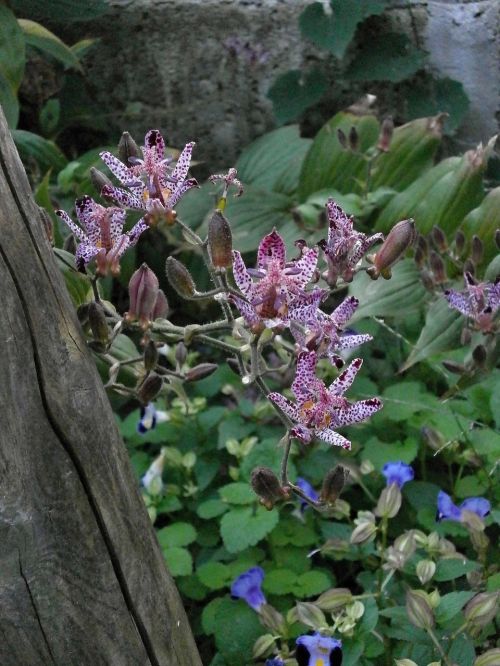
xmin=54 ymin=248 xmax=92 ymax=306
xmin=220 ymin=506 xmax=279 ymax=553
xmin=345 ymin=33 xmax=427 ymax=82
xmin=268 ymin=68 xmax=328 ymax=125
xmin=214 ymin=598 xmax=264 ymax=663
xmin=362 ymin=435 xmax=418 ymax=470
xmin=0 ymin=72 xmax=20 ymax=128
xmin=176 ymin=575 xmax=208 ymax=601
xmin=202 ymin=598 xmax=224 ymax=635
xmin=10 ymin=0 xmax=108 ymax=22
xmin=436 ymin=591 xmax=474 ymax=624
xmin=263 ymin=569 xmax=296 ymax=595
xmin=39 ymin=98 xmax=60 ymax=137
xmin=447 ymin=634 xmax=475 ymax=666
xmin=400 ymin=297 xmax=463 ymax=371
xmin=235 ymin=125 xmax=312 ymax=196
xmin=434 ymin=559 xmax=478 ymax=582
xmin=349 ymin=259 xmax=427 ymax=322
xmin=219 ymin=482 xmax=256 ymax=505
xmin=157 ymin=522 xmax=197 ymax=548
xmin=162 ymin=547 xmax=192 ymax=577
xmin=71 ymin=38 xmax=98 ymax=59
xmin=240 ymin=438 xmax=297 ymax=484
xmin=269 ymin=517 xmax=317 ymax=547
xmin=293 ymin=570 xmax=332 ymax=598
xmin=12 ymin=129 xmax=67 ymax=174
xmin=197 ymin=499 xmax=228 ymax=519
xmin=18 ymin=20 xmax=81 ymax=70
xmin=455 ymin=474 xmax=488 ymax=498
xmin=197 ymin=562 xmax=231 ymax=590
xmin=299 ymin=0 xmax=387 ymax=59
xmin=381 ymin=382 xmax=426 ymax=422
xmin=0 ymin=6 xmax=25 ymax=90
xmin=403 ymin=481 xmax=440 ymax=511
xmin=407 ymin=76 xmax=470 ymax=134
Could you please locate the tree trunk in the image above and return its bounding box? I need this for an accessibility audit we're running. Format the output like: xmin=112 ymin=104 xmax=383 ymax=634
xmin=0 ymin=107 xmax=202 ymax=666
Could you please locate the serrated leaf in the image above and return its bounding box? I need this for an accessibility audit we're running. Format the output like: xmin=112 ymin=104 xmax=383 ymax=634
xmin=197 ymin=499 xmax=228 ymax=519
xmin=163 ymin=547 xmax=192 ymax=577
xmin=197 ymin=562 xmax=231 ymax=590
xmin=12 ymin=129 xmax=67 ymax=174
xmin=220 ymin=507 xmax=279 ymax=553
xmin=268 ymin=68 xmax=328 ymax=125
xmin=400 ymin=297 xmax=463 ymax=371
xmin=434 ymin=559 xmax=478 ymax=582
xmin=202 ymin=598 xmax=224 ymax=635
xmin=0 ymin=5 xmax=25 ymax=91
xmin=299 ymin=0 xmax=387 ymax=59
xmin=157 ymin=522 xmax=197 ymax=548
xmin=19 ymin=19 xmax=81 ymax=70
xmin=10 ymin=0 xmax=108 ymax=22
xmin=436 ymin=591 xmax=474 ymax=624
xmin=345 ymin=33 xmax=427 ymax=83
xmin=214 ymin=598 xmax=264 ymax=663
xmin=219 ymin=482 xmax=256 ymax=505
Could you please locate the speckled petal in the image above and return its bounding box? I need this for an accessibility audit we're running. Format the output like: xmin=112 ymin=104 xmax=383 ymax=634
xmin=335 ymin=398 xmax=382 ymax=426
xmin=444 ymin=289 xmax=472 ymax=317
xmin=268 ymin=392 xmax=300 ymax=421
xmin=101 ymin=184 xmax=144 ymax=210
xmin=75 ymin=242 xmax=99 ymax=269
xmin=171 ymin=141 xmax=195 ymax=183
xmin=329 ymin=358 xmax=363 ymax=396
xmin=336 ymin=333 xmax=372 ymax=350
xmin=331 ymin=296 xmax=359 ymax=327
xmin=291 ymin=351 xmax=317 ymax=401
xmin=165 ymin=177 xmax=198 ymax=209
xmin=100 ymin=151 xmax=131 ymax=185
xmin=327 ymin=199 xmax=352 ymax=235
xmin=144 ymin=129 xmax=166 ymax=161
xmin=128 ymin=217 xmax=149 ymax=246
xmin=257 ymin=229 xmax=286 ymax=270
xmin=55 ymin=210 xmax=88 ymax=243
xmin=288 ymin=289 xmax=325 ymax=324
xmin=232 ymin=250 xmax=253 ymax=297
xmin=291 ymin=246 xmax=319 ymax=287
xmin=109 ymin=208 xmax=127 ymax=242
xmin=487 ymin=282 xmax=500 ymax=312
xmin=231 ymin=294 xmax=260 ymax=326
xmin=315 ymin=428 xmax=351 ymax=449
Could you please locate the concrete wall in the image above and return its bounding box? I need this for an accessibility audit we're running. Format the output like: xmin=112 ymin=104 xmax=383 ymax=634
xmin=69 ymin=0 xmax=499 ymax=167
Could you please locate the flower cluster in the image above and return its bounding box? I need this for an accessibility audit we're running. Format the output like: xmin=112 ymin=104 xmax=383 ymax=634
xmin=437 ymin=490 xmax=491 ymax=523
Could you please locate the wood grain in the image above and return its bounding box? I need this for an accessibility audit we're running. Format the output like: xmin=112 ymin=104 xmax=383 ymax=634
xmin=0 ymin=106 xmax=202 ymax=665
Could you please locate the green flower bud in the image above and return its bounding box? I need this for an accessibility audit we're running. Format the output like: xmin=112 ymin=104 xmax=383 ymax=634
xmin=406 ymin=590 xmax=434 ymax=629
xmin=337 ymin=128 xmax=348 ymax=149
xmin=375 ymin=483 xmax=402 ymax=518
xmin=346 ymin=600 xmax=365 ymax=620
xmin=429 ymin=250 xmax=446 ymax=283
xmin=454 ymin=229 xmax=466 ymax=255
xmin=474 ymin=648 xmax=500 ymax=666
xmin=315 ymin=587 xmax=353 ymax=611
xmin=259 ymin=604 xmax=286 ymax=633
xmin=431 ymin=225 xmax=447 ymax=251
xmin=395 ymin=660 xmax=419 ymax=666
xmin=471 ymin=235 xmax=483 ymax=264
xmin=348 ymin=126 xmax=359 ymax=152
xmin=208 ymin=210 xmax=233 ymax=269
xmin=252 ymin=634 xmax=276 ymax=660
xmin=166 ymin=257 xmax=197 ymax=298
xmin=428 ymin=589 xmax=440 ymax=608
xmin=295 ymin=602 xmax=327 ymax=630
xmin=465 ymin=591 xmax=499 ymax=628
xmin=350 ymin=520 xmax=377 ymax=545
xmin=88 ymin=301 xmax=109 ymax=345
xmin=416 ymin=559 xmax=436 ymax=585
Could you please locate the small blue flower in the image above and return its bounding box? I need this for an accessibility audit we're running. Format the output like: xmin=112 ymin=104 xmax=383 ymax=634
xmin=230 ymin=566 xmax=266 ymax=611
xmin=265 ymin=659 xmax=285 ymax=666
xmin=437 ymin=490 xmax=491 ymax=523
xmin=296 ymin=632 xmax=342 ymax=666
xmin=382 ymin=461 xmax=414 ymax=488
xmin=137 ymin=403 xmax=169 ymax=434
xmin=297 ymin=477 xmax=319 ymax=512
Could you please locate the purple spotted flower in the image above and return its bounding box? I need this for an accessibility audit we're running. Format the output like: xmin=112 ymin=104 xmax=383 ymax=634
xmin=209 ymin=167 xmax=244 ymax=203
xmin=100 ymin=129 xmax=197 ymax=224
xmin=296 ymin=633 xmax=342 ymax=666
xmin=437 ymin=490 xmax=491 ymax=523
xmin=269 ymin=351 xmax=382 ymax=449
xmin=230 ymin=566 xmax=266 ymax=611
xmin=382 ymin=461 xmax=414 ymax=488
xmin=319 ymin=199 xmax=384 ymax=286
xmin=56 ymin=195 xmax=147 ymax=275
xmin=231 ymin=229 xmax=324 ymax=331
xmin=296 ymin=477 xmax=319 ymax=512
xmin=291 ymin=295 xmax=372 ymax=367
xmin=444 ymin=272 xmax=500 ymax=333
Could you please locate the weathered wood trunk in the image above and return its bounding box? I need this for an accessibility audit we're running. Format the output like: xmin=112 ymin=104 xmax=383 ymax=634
xmin=0 ymin=107 xmax=202 ymax=665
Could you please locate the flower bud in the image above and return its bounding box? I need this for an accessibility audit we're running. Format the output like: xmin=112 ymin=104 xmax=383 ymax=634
xmin=127 ymin=263 xmax=159 ymax=328
xmin=226 ymin=357 xmax=241 ymax=376
xmin=471 ymin=235 xmax=484 ymax=265
xmin=417 ymin=234 xmax=429 ymax=257
xmin=88 ymin=302 xmax=109 ymax=344
xmin=420 ymin=269 xmax=435 ymax=292
xmin=395 ymin=660 xmax=418 ymax=666
xmin=414 ymin=246 xmax=425 ymax=268
xmin=465 ymin=591 xmax=499 ymax=628
xmin=429 ymin=251 xmax=446 ymax=283
xmin=77 ymin=303 xmax=90 ymax=326
xmin=421 ymin=426 xmax=445 ymax=451
xmin=472 ymin=344 xmax=487 ymax=368
xmin=416 ymin=559 xmax=436 ymax=585
xmin=118 ymin=131 xmax=140 ymax=165
xmin=208 ymin=211 xmax=233 ymax=269
xmin=377 ymin=116 xmax=394 ymax=152
xmin=454 ymin=229 xmax=466 ymax=255
xmin=138 ymin=372 xmax=162 ymax=404
xmin=185 ymin=363 xmax=218 ymax=382
xmin=166 ymin=257 xmax=197 ymax=298
xmin=251 ymin=466 xmax=288 ymax=510
xmin=259 ymin=604 xmax=286 ymax=633
xmin=320 ymin=465 xmax=350 ymax=504
xmin=495 ymin=229 xmax=500 ymax=250
xmin=431 ymin=225 xmax=447 ymax=252
xmin=474 ymin=648 xmax=500 ymax=666
xmin=90 ymin=167 xmax=113 ymax=192
xmin=175 ymin=341 xmax=187 ymax=367
xmin=143 ymin=340 xmax=159 ymax=372
xmin=337 ymin=128 xmax=348 ymax=149
xmin=348 ymin=126 xmax=359 ymax=152
xmin=252 ymin=634 xmax=276 ymax=659
xmin=463 ymin=258 xmax=475 ymax=276
xmin=375 ymin=483 xmax=402 ymax=518
xmin=152 ymin=289 xmax=169 ymax=320
xmin=295 ymin=602 xmax=327 ymax=630
xmin=442 ymin=360 xmax=466 ymax=374
xmin=372 ymin=219 xmax=416 ymax=277
xmin=315 ymin=587 xmax=353 ymax=611
xmin=460 ymin=326 xmax=472 ymax=346
xmin=350 ymin=512 xmax=377 ymax=545
xmin=406 ymin=590 xmax=434 ymax=629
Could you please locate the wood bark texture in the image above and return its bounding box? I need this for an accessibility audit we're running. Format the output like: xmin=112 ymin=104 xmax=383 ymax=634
xmin=0 ymin=106 xmax=202 ymax=666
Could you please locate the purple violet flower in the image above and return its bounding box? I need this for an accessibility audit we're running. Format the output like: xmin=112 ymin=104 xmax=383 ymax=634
xmin=231 ymin=229 xmax=324 ymax=331
xmin=437 ymin=490 xmax=491 ymax=523
xmin=100 ymin=129 xmax=198 ymax=224
xmin=269 ymin=351 xmax=382 ymax=449
xmin=382 ymin=461 xmax=414 ymax=488
xmin=230 ymin=566 xmax=266 ymax=611
xmin=444 ymin=272 xmax=500 ymax=333
xmin=319 ymin=199 xmax=384 ymax=286
xmin=56 ymin=195 xmax=147 ymax=275
xmin=296 ymin=477 xmax=319 ymax=512
xmin=296 ymin=633 xmax=342 ymax=666
xmin=266 ymin=659 xmax=285 ymax=666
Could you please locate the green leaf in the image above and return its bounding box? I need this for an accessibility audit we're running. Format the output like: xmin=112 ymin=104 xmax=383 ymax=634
xmin=18 ymin=19 xmax=81 ymax=70
xmin=381 ymin=382 xmax=426 ymax=422
xmin=10 ymin=0 xmax=108 ymax=22
xmin=362 ymin=436 xmax=418 ymax=470
xmin=407 ymin=76 xmax=470 ymax=134
xmin=345 ymin=32 xmax=427 ymax=82
xmin=240 ymin=438 xmax=297 ymax=483
xmin=219 ymin=482 xmax=256 ymax=505
xmin=214 ymin=598 xmax=264 ymax=663
xmin=197 ymin=499 xmax=228 ymax=519
xmin=269 ymin=517 xmax=318 ymax=547
xmin=0 ymin=72 xmax=20 ymax=128
xmin=293 ymin=570 xmax=332 ymax=598
xmin=162 ymin=547 xmax=192 ymax=577
xmin=434 ymin=559 xmax=478 ymax=582
xmin=400 ymin=297 xmax=463 ymax=371
xmin=404 ymin=481 xmax=440 ymax=511
xmin=299 ymin=0 xmax=387 ymax=59
xmin=263 ymin=569 xmax=296 ymax=595
xmin=349 ymin=260 xmax=427 ymax=322
xmin=39 ymin=98 xmax=60 ymax=137
xmin=157 ymin=522 xmax=197 ymax=548
xmin=197 ymin=562 xmax=231 ymax=590
xmin=268 ymin=68 xmax=328 ymax=125
xmin=455 ymin=474 xmax=488 ymax=498
xmin=0 ymin=5 xmax=25 ymax=91
xmin=220 ymin=507 xmax=279 ymax=553
xmin=436 ymin=591 xmax=474 ymax=625
xmin=54 ymin=248 xmax=92 ymax=306
xmin=12 ymin=130 xmax=67 ymax=174
xmin=202 ymin=598 xmax=224 ymax=635
xmin=447 ymin=634 xmax=476 ymax=666
xmin=236 ymin=125 xmax=312 ymax=196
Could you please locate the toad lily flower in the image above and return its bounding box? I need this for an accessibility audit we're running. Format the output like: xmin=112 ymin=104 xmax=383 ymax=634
xmin=319 ymin=199 xmax=383 ymax=286
xmin=56 ymin=195 xmax=147 ymax=275
xmin=382 ymin=461 xmax=414 ymax=488
xmin=209 ymin=167 xmax=243 ymax=210
xmin=444 ymin=272 xmax=500 ymax=333
xmin=232 ymin=229 xmax=324 ymax=331
xmin=437 ymin=490 xmax=490 ymax=523
xmin=269 ymin=351 xmax=382 ymax=449
xmin=100 ymin=129 xmax=198 ymax=224
xmin=296 ymin=633 xmax=342 ymax=666
xmin=230 ymin=566 xmax=266 ymax=611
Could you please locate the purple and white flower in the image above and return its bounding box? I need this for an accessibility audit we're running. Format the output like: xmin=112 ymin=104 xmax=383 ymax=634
xmin=56 ymin=195 xmax=147 ymax=275
xmin=231 ymin=229 xmax=324 ymax=331
xmin=141 ymin=448 xmax=166 ymax=495
xmin=137 ymin=403 xmax=169 ymax=434
xmin=230 ymin=566 xmax=266 ymax=611
xmin=319 ymin=199 xmax=383 ymax=286
xmin=296 ymin=633 xmax=342 ymax=666
xmin=209 ymin=167 xmax=243 ymax=204
xmin=269 ymin=351 xmax=382 ymax=449
xmin=100 ymin=129 xmax=197 ymax=223
xmin=382 ymin=461 xmax=414 ymax=488
xmin=444 ymin=272 xmax=500 ymax=333
xmin=437 ymin=490 xmax=490 ymax=523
